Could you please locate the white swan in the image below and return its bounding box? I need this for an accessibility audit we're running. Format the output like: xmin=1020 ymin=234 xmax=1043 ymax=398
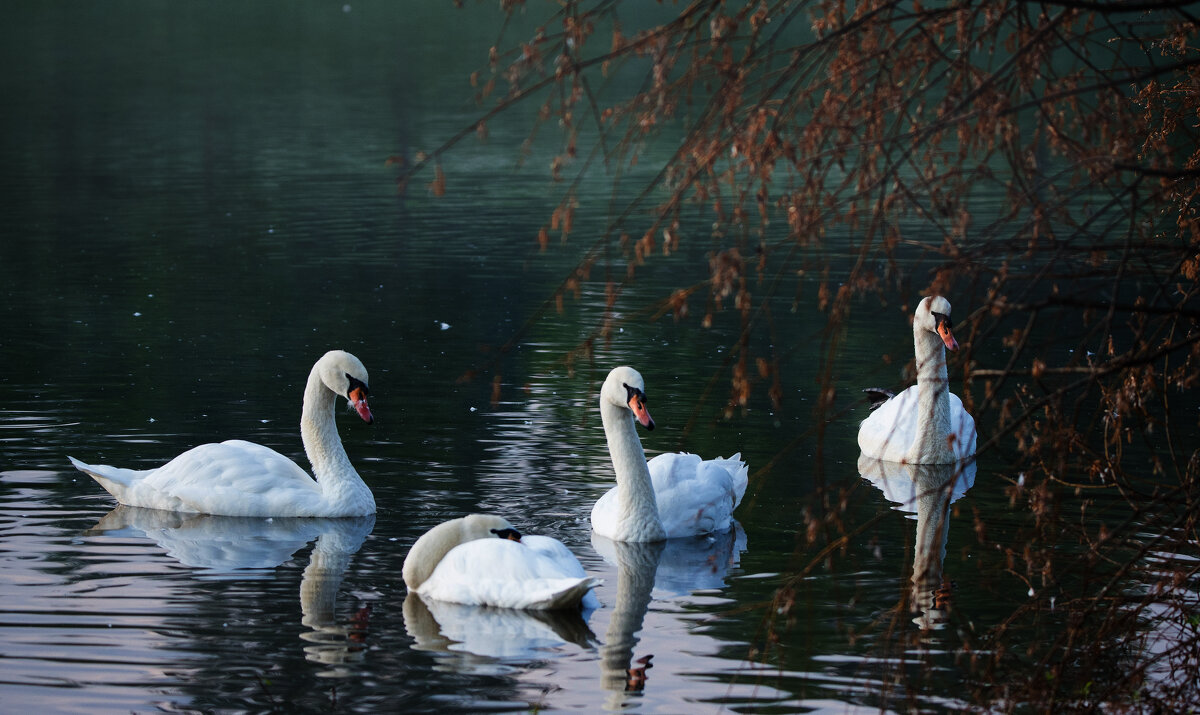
xmin=857 ymin=296 xmax=977 ymax=464
xmin=402 ymin=514 xmax=600 ymax=611
xmin=68 ymin=350 xmax=377 ymax=517
xmin=590 ymin=366 xmax=748 ymax=542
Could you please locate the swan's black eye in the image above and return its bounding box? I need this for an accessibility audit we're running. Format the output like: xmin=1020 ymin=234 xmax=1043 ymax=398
xmin=346 ymin=374 xmax=369 ymax=397
xmin=622 ymin=382 xmax=647 ymax=405
xmin=931 ymin=312 xmax=952 ymax=331
xmin=490 ymin=527 xmax=522 ymax=541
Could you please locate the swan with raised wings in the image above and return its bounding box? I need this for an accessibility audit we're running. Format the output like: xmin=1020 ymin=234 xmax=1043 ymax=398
xmin=858 ymin=296 xmax=977 ymax=464
xmin=69 ymin=349 xmax=377 ymax=517
xmin=591 ymin=366 xmax=748 ymax=542
xmin=402 ymin=514 xmax=600 ymax=611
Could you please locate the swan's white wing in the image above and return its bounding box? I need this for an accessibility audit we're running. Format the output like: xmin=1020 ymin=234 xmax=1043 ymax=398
xmin=648 ymin=452 xmax=747 ymax=539
xmin=590 ymin=487 xmax=620 ymax=535
xmin=143 ymin=440 xmax=321 ymax=516
xmin=417 ymin=537 xmax=600 ymax=610
xmin=712 ymin=452 xmax=750 ymax=505
xmin=518 ymin=535 xmax=602 ymax=610
xmin=858 ymin=387 xmax=978 ymax=462
xmin=857 ymin=384 xmax=921 ymax=462
xmin=518 ymin=535 xmax=587 ymax=577
xmin=948 ymin=393 xmax=978 ymax=460
xmin=75 ymin=440 xmax=322 ymax=516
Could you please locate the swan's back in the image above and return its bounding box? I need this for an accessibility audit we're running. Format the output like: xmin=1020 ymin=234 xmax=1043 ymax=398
xmin=858 ymin=387 xmax=977 ymax=463
xmin=71 ymin=440 xmax=323 ymax=516
xmin=648 ymin=452 xmax=748 ymax=538
xmin=417 ymin=536 xmax=600 ymax=610
xmin=857 ymin=385 xmax=921 ymax=462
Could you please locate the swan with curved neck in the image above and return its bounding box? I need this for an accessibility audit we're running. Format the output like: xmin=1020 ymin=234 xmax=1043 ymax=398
xmin=403 ymin=514 xmax=600 ymax=610
xmin=69 ymin=349 xmax=377 ymax=517
xmin=857 ymin=296 xmax=977 ymax=464
xmin=591 ymin=366 xmax=748 ymax=542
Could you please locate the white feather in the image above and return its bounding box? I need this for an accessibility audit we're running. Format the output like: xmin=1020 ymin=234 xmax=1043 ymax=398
xmin=403 ymin=514 xmax=600 ymax=611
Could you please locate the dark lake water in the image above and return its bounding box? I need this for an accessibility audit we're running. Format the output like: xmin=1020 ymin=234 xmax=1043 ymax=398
xmin=1 ymin=2 xmax=1192 ymax=713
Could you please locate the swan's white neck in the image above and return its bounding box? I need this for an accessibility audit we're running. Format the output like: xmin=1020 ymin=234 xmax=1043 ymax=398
xmin=301 ymin=368 xmax=375 ymax=516
xmin=402 ymin=520 xmax=461 ymax=590
xmin=402 ymin=515 xmax=505 ymax=590
xmin=909 ymin=329 xmax=954 ymax=464
xmin=601 ymin=400 xmax=667 ymax=542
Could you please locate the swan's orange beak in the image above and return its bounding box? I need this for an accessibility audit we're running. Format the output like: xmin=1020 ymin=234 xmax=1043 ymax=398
xmin=629 ymin=395 xmax=655 ymax=430
xmin=937 ymin=320 xmax=959 ymax=351
xmin=349 ymin=387 xmax=374 ymax=424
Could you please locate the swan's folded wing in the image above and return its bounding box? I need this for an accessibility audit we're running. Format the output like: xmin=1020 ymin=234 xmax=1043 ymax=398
xmin=419 ymin=538 xmax=599 ymax=610
xmin=709 ymin=452 xmax=749 ymax=507
xmin=856 ymin=384 xmax=920 ymax=462
xmin=518 ymin=535 xmax=589 ymax=578
xmin=948 ymin=393 xmax=978 ymax=459
xmin=649 ymin=452 xmax=745 ymax=538
xmin=590 ymin=487 xmax=618 ymax=534
xmin=646 ymin=452 xmax=702 ymax=491
xmin=141 ymin=440 xmax=320 ymax=515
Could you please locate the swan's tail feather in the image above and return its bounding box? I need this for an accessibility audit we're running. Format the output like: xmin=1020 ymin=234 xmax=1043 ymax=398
xmin=526 ymin=577 xmax=602 ymax=611
xmin=715 ymin=453 xmax=750 ymax=508
xmin=68 ymin=455 xmax=96 ymax=476
xmin=735 ymin=458 xmax=750 ymax=507
xmin=862 ymin=388 xmax=895 ymax=411
xmin=68 ymin=456 xmax=142 ymax=503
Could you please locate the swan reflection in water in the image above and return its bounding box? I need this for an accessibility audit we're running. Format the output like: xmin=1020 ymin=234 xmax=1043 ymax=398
xmin=87 ymin=506 xmax=375 ymax=673
xmin=401 ymin=521 xmax=745 ymax=701
xmin=591 ymin=524 xmax=747 ymax=703
xmin=858 ymin=455 xmax=976 ymax=629
xmin=402 ymin=591 xmax=597 ymax=666
xmin=399 ymin=515 xmax=600 ymax=665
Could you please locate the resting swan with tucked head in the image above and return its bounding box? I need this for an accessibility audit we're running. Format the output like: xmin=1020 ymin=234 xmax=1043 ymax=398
xmin=402 ymin=514 xmax=600 ymax=611
xmin=591 ymin=366 xmax=748 ymax=543
xmin=857 ymin=296 xmax=977 ymax=464
xmin=69 ymin=350 xmax=377 ymax=517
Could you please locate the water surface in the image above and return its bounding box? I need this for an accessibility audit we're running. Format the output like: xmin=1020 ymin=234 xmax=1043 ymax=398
xmin=1 ymin=2 xmax=1180 ymax=713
